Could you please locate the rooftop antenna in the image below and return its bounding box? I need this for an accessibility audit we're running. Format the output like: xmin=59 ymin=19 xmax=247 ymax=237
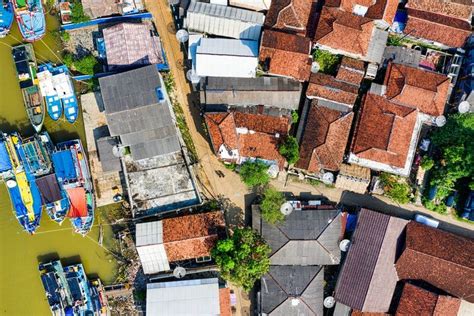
xmin=176 ymin=29 xmax=189 ymax=43
xmin=339 ymin=239 xmax=351 ymax=252
xmin=458 ymin=100 xmax=472 ymax=114
xmin=324 ymin=296 xmax=336 ymax=309
xmin=280 ymin=202 xmax=294 ymax=216
xmin=435 ymin=115 xmax=446 ymax=127
xmin=311 ymin=61 xmax=320 ymax=73
xmin=173 ymin=266 xmax=187 ymax=279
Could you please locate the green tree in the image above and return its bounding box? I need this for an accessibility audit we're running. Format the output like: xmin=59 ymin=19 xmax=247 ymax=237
xmin=260 ymin=187 xmax=285 ymax=224
xmin=380 ymin=173 xmax=411 ymax=204
xmin=279 ymin=136 xmax=299 ymax=165
xmin=63 ymin=53 xmax=100 ymax=75
xmin=212 ymin=228 xmax=271 ymax=291
xmin=239 ymin=160 xmax=270 ymax=187
xmin=71 ymin=1 xmax=90 ymax=23
xmin=313 ymin=49 xmax=341 ymax=75
xmin=420 ymin=156 xmax=434 ymax=170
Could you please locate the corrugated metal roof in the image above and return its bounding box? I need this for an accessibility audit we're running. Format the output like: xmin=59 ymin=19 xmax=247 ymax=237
xmin=186 ymin=1 xmax=264 ymax=40
xmin=196 ymin=38 xmax=259 ymax=57
xmin=146 ymin=278 xmax=220 ymax=315
xmin=203 ymin=77 xmax=301 ymax=91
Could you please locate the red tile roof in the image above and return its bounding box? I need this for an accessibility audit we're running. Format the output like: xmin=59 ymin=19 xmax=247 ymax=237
xmin=296 ymin=101 xmax=353 ymax=172
xmin=406 ymin=0 xmax=473 ymax=21
xmin=336 ymin=56 xmax=366 ymax=85
xmin=205 ymin=112 xmax=290 ymax=168
xmin=351 ymin=93 xmax=417 ymax=168
xmin=384 ymin=63 xmax=450 ymax=116
xmin=259 ymin=30 xmax=312 ymax=81
xmin=264 ymin=0 xmax=317 ymax=37
xmin=219 ymin=288 xmax=232 ymax=316
xmin=314 ymin=7 xmax=375 ymax=58
xmin=404 ymin=8 xmax=472 ymax=48
xmin=333 ymin=0 xmax=399 ymax=24
xmin=307 ymin=73 xmax=360 ymax=106
xmin=395 ymin=222 xmax=474 ymax=303
xmin=162 ymin=211 xmax=225 ymax=262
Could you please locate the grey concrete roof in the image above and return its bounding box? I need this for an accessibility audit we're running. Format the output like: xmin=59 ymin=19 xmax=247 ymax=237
xmin=383 ymin=46 xmax=422 ymax=67
xmin=200 ymin=77 xmax=302 ymax=109
xmin=367 ymin=28 xmax=389 ymax=64
xmin=96 ymin=136 xmax=122 ymax=172
xmin=261 ymin=266 xmax=324 ymax=316
xmin=253 ymin=206 xmax=341 ymax=265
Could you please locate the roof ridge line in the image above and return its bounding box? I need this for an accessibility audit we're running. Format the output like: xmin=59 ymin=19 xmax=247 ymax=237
xmin=164 ymin=233 xmax=219 ymax=244
xmin=408 ymin=247 xmax=474 ymax=272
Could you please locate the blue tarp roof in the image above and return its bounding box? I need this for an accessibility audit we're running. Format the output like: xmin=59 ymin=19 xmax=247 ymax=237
xmin=0 ymin=141 xmax=12 ymax=172
xmin=52 ymin=150 xmax=76 ymax=181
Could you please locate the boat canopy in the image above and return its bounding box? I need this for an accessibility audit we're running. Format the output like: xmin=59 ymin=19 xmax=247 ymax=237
xmin=66 ymin=187 xmax=87 ymax=218
xmin=0 ymin=141 xmax=12 ymax=172
xmin=52 ymin=150 xmax=76 ymax=181
xmin=36 ymin=173 xmax=62 ymax=204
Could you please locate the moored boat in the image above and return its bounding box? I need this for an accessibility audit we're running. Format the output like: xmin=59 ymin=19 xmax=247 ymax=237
xmin=53 ymin=139 xmax=94 ymax=235
xmin=12 ymin=43 xmax=45 ymax=132
xmin=63 ymin=264 xmax=95 ymax=315
xmin=0 ymin=0 xmax=14 ymax=37
xmin=38 ymin=260 xmax=74 ymax=316
xmin=13 ymin=0 xmax=45 ymax=42
xmin=37 ymin=66 xmax=62 ymax=121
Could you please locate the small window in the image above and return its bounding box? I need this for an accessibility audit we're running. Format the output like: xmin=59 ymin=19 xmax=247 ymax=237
xmin=195 ymin=256 xmax=212 ymax=263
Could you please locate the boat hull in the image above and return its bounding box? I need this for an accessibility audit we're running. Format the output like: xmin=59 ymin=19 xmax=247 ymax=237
xmin=13 ymin=0 xmax=46 ymax=42
xmin=0 ymin=1 xmax=14 ymax=37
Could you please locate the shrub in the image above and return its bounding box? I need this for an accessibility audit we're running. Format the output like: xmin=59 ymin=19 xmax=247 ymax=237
xmin=63 ymin=52 xmax=100 ymax=75
xmin=239 ymin=160 xmax=270 ymax=187
xmin=420 ymin=156 xmax=434 ymax=170
xmin=291 ymin=111 xmax=299 ymax=124
xmin=313 ymin=49 xmax=341 ymax=75
xmin=71 ymin=1 xmax=90 ymax=23
xmin=260 ymin=187 xmax=286 ymax=224
xmin=380 ymin=173 xmax=411 ymax=204
xmin=60 ymin=31 xmax=71 ymax=42
xmin=279 ymin=136 xmax=299 ymax=165
xmin=212 ymin=228 xmax=271 ymax=291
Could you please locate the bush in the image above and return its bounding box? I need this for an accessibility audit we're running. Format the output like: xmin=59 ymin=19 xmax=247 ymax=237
xmin=60 ymin=31 xmax=71 ymax=42
xmin=71 ymin=1 xmax=90 ymax=23
xmin=291 ymin=111 xmax=299 ymax=124
xmin=63 ymin=53 xmax=100 ymax=75
xmin=380 ymin=173 xmax=411 ymax=204
xmin=313 ymin=49 xmax=341 ymax=75
xmin=212 ymin=228 xmax=271 ymax=291
xmin=279 ymin=136 xmax=299 ymax=165
xmin=422 ymin=198 xmax=448 ymax=214
xmin=239 ymin=160 xmax=270 ymax=187
xmin=260 ymin=187 xmax=286 ymax=224
xmin=420 ymin=156 xmax=434 ymax=170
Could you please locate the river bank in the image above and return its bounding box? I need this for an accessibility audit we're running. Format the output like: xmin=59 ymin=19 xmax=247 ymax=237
xmin=0 ymin=14 xmax=118 ymax=316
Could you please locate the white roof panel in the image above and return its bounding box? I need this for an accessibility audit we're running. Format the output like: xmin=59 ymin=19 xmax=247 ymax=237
xmin=146 ymin=278 xmax=220 ymax=316
xmin=137 ymin=244 xmax=170 ymax=274
xmin=136 ymin=221 xmax=163 ymax=246
xmin=196 ymin=38 xmax=258 ymax=57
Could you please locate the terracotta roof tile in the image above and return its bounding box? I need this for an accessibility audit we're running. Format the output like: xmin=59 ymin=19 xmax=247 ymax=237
xmin=205 ymin=112 xmax=290 ymax=167
xmin=314 ymin=7 xmax=375 ymax=58
xmin=405 ymin=8 xmax=472 ymax=48
xmin=307 ymin=73 xmax=360 ymax=106
xmin=351 ymin=93 xmax=417 ymax=168
xmin=264 ymin=0 xmax=317 ymax=36
xmin=219 ymin=288 xmax=232 ymax=316
xmin=296 ymin=101 xmax=353 ymax=172
xmin=384 ymin=63 xmax=450 ymax=116
xmin=161 ymin=211 xmax=226 ymax=262
xmin=406 ymin=0 xmax=473 ymax=21
xmin=333 ymin=0 xmax=399 ymax=24
xmin=395 ymin=222 xmax=474 ymax=303
xmin=434 ymin=295 xmax=461 ymax=316
xmin=260 ymin=30 xmax=312 ymax=81
xmin=395 ymin=283 xmax=438 ymax=315
xmin=336 ymin=57 xmax=366 ymax=85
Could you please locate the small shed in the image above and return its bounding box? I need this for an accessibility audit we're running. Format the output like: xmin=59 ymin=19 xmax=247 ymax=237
xmin=96 ymin=136 xmax=122 ymax=173
xmin=335 ymin=164 xmax=371 ymax=194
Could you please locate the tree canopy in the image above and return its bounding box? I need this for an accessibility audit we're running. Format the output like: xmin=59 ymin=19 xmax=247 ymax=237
xmin=260 ymin=187 xmax=286 ymax=224
xmin=429 ymin=113 xmax=474 ymax=199
xmin=239 ymin=160 xmax=270 ymax=187
xmin=380 ymin=173 xmax=411 ymax=204
xmin=313 ymin=49 xmax=341 ymax=75
xmin=212 ymin=228 xmax=271 ymax=291
xmin=279 ymin=136 xmax=299 ymax=165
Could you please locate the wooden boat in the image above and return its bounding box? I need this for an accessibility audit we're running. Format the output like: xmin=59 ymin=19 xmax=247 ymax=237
xmin=13 ymin=0 xmax=45 ymax=42
xmin=12 ymin=43 xmax=45 ymax=132
xmin=0 ymin=0 xmax=14 ymax=38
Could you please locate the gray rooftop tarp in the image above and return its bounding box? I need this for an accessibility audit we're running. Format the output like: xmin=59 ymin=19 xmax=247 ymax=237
xmin=36 ymin=173 xmax=62 ymax=204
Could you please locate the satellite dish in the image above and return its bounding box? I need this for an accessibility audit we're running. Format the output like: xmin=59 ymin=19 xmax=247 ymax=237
xmin=176 ymin=29 xmax=189 ymax=43
xmin=186 ymin=69 xmax=201 ymax=83
xmin=311 ymin=61 xmax=320 ymax=73
xmin=435 ymin=115 xmax=446 ymax=127
xmin=112 ymin=145 xmax=126 ymax=158
xmin=280 ymin=202 xmax=294 ymax=216
xmin=291 ymin=298 xmax=300 ymax=306
xmin=168 ymin=0 xmax=180 ymax=6
xmin=339 ymin=239 xmax=350 ymax=252
xmin=6 ymin=179 xmax=17 ymax=188
xmin=322 ymin=172 xmax=334 ymax=184
xmin=173 ymin=266 xmax=187 ymax=279
xmin=324 ymin=296 xmax=336 ymax=308
xmin=458 ymin=101 xmax=471 ymax=113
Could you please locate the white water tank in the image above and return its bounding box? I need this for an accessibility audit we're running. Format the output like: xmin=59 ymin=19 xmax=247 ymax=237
xmin=311 ymin=61 xmax=320 ymax=73
xmin=280 ymin=202 xmax=294 ymax=216
xmin=176 ymin=29 xmax=189 ymax=43
xmin=339 ymin=239 xmax=351 ymax=252
xmin=435 ymin=115 xmax=446 ymax=127
xmin=324 ymin=296 xmax=336 ymax=308
xmin=458 ymin=101 xmax=472 ymax=113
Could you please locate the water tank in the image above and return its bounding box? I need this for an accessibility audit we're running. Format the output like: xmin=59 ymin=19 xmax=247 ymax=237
xmin=176 ymin=29 xmax=189 ymax=43
xmin=339 ymin=239 xmax=350 ymax=252
xmin=173 ymin=266 xmax=187 ymax=279
xmin=435 ymin=115 xmax=446 ymax=127
xmin=458 ymin=101 xmax=472 ymax=113
xmin=311 ymin=61 xmax=320 ymax=73
xmin=186 ymin=69 xmax=201 ymax=83
xmin=280 ymin=202 xmax=294 ymax=216
xmin=322 ymin=172 xmax=334 ymax=184
xmin=6 ymin=179 xmax=17 ymax=188
xmin=112 ymin=145 xmax=126 ymax=158
xmin=324 ymin=296 xmax=336 ymax=308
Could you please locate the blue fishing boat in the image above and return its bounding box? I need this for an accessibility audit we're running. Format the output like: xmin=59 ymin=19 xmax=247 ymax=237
xmin=0 ymin=0 xmax=14 ymax=37
xmin=53 ymin=139 xmax=94 ymax=235
xmin=38 ymin=260 xmax=74 ymax=315
xmin=1 ymin=132 xmax=42 ymax=234
xmin=63 ymin=264 xmax=95 ymax=315
xmin=37 ymin=63 xmax=79 ymax=123
xmin=13 ymin=0 xmax=45 ymax=42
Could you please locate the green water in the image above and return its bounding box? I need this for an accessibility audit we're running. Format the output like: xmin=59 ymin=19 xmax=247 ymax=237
xmin=0 ymin=16 xmax=117 ymax=315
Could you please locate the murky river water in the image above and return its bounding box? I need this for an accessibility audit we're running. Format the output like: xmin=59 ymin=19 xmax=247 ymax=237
xmin=0 ymin=15 xmax=117 ymax=315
